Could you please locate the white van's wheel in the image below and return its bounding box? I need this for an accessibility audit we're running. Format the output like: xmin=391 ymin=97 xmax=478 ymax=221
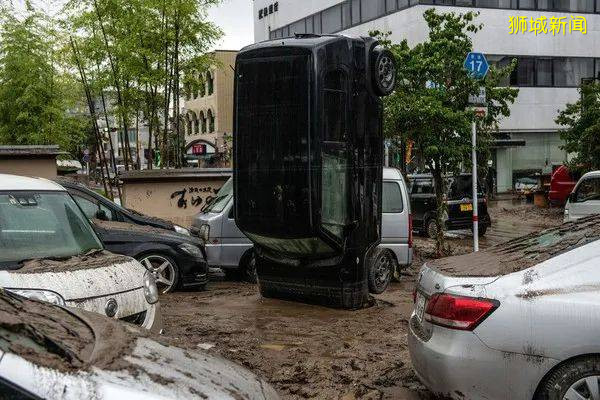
xmin=368 ymin=249 xmax=393 ymax=294
xmin=240 ymin=250 xmax=258 ymax=284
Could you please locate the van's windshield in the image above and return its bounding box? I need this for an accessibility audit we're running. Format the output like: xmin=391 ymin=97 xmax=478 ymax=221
xmin=0 ymin=192 xmax=103 ymax=268
xmin=205 ymin=178 xmax=233 ymax=213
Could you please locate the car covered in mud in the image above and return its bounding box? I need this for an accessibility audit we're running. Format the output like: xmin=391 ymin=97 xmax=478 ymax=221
xmin=409 ymin=214 xmax=600 ymax=400
xmin=0 ymin=174 xmax=161 ymax=332
xmin=0 ymin=290 xmax=279 ymax=399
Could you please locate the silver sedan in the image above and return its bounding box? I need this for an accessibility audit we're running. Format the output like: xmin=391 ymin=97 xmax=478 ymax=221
xmin=408 ymin=215 xmax=600 ymax=400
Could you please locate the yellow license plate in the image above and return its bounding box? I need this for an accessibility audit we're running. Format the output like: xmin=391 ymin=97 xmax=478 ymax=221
xmin=460 ymin=203 xmax=473 ymax=212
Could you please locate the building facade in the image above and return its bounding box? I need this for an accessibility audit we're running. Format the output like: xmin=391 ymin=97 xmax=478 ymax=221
xmin=253 ymin=0 xmax=600 ymax=192
xmin=183 ymin=50 xmax=237 ymax=167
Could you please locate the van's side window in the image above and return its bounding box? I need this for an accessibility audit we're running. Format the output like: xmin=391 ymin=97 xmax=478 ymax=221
xmin=383 ymin=181 xmax=404 ymax=213
xmin=576 ymin=178 xmax=600 ymax=202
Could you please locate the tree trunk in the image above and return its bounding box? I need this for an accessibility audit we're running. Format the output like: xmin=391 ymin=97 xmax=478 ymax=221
xmin=431 ymin=162 xmax=448 ymax=257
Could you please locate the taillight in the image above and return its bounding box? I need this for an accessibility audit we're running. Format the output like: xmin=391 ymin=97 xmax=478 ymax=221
xmin=424 ymin=293 xmax=498 ymax=331
xmin=408 ymin=214 xmax=413 ymax=248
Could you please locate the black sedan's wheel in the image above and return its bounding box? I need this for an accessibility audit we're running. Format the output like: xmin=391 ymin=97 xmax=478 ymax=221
xmin=371 ymin=47 xmax=396 ymax=96
xmin=139 ymin=254 xmax=180 ymax=294
xmin=535 ymin=357 xmax=600 ymax=400
xmin=368 ymin=249 xmax=393 ymax=294
xmin=426 ymin=219 xmax=439 ymax=239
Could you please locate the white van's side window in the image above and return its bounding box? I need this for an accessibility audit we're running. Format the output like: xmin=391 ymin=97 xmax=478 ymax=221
xmin=383 ymin=181 xmax=404 ymax=213
xmin=576 ymin=178 xmax=600 ymax=202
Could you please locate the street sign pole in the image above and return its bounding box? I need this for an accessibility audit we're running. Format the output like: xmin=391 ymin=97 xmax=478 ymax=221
xmin=464 ymin=52 xmax=489 ymax=252
xmin=471 ymin=120 xmax=479 ymax=252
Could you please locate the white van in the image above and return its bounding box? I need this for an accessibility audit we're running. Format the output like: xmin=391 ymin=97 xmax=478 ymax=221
xmin=0 ymin=174 xmax=161 ymax=332
xmin=192 ymin=168 xmax=412 ymax=294
xmin=564 ymin=170 xmax=600 ymax=222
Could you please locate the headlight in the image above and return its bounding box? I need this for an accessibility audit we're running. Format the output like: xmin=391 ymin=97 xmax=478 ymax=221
xmin=174 ymin=224 xmax=191 ymax=236
xmin=143 ymin=271 xmax=159 ymax=304
xmin=179 ymin=243 xmax=203 ymax=258
xmin=198 ymin=224 xmax=210 ymax=242
xmin=7 ymin=289 xmax=65 ymax=306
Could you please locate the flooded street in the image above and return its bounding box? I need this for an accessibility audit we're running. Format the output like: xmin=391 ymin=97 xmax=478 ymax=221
xmin=161 ymin=201 xmax=564 ymax=399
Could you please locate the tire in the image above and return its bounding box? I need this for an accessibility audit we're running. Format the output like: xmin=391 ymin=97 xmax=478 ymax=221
xmin=535 ymin=356 xmax=600 ymax=400
xmin=138 ymin=253 xmax=180 ymax=294
xmin=426 ymin=219 xmax=439 ymax=239
xmin=239 ymin=250 xmax=258 ymax=284
xmin=368 ymin=248 xmax=394 ymax=294
xmin=371 ymin=47 xmax=396 ymax=96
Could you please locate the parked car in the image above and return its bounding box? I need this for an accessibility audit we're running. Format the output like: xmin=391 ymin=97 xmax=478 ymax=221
xmin=0 ymin=174 xmax=161 ymax=332
xmin=408 ymin=173 xmax=491 ymax=238
xmin=549 ymin=165 xmax=578 ymax=206
xmin=192 ymin=168 xmax=413 ymax=293
xmin=91 ymin=220 xmax=208 ymax=294
xmin=0 ymin=290 xmax=279 ymax=400
xmin=564 ymin=170 xmax=600 ymax=222
xmin=56 ymin=179 xmax=191 ymax=236
xmin=408 ymin=214 xmax=600 ymax=400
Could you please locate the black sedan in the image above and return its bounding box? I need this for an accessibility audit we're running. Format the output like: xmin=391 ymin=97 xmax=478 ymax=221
xmin=56 ymin=179 xmax=191 ymax=235
xmin=92 ymin=220 xmax=208 ymax=293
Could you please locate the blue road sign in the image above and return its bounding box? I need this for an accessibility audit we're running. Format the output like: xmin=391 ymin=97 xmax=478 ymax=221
xmin=464 ymin=52 xmax=489 ymax=80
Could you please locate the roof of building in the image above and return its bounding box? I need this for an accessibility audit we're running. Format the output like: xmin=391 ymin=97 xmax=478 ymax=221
xmin=0 ymin=174 xmax=66 ymax=192
xmin=119 ymin=168 xmax=232 ymax=181
xmin=0 ymin=145 xmax=64 ymax=157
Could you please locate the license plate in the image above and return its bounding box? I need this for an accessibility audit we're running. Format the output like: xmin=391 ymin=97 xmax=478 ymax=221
xmin=460 ymin=203 xmax=473 ymax=212
xmin=415 ymin=292 xmax=426 ymax=323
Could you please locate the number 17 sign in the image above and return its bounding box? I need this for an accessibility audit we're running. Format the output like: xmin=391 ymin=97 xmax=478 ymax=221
xmin=464 ymin=52 xmax=489 ymax=80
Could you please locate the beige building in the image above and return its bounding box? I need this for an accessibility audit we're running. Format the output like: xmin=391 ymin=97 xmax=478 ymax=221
xmin=184 ymin=50 xmax=237 ymax=167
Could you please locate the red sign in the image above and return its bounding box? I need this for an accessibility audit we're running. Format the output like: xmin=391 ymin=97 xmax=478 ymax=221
xmin=192 ymin=144 xmax=206 ymax=155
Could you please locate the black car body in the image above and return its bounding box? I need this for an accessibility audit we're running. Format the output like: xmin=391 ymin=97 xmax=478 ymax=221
xmin=56 ymin=180 xmax=189 ymax=235
xmin=92 ymin=220 xmax=208 ymax=292
xmin=57 ymin=180 xmax=206 ymax=292
xmin=408 ymin=174 xmax=491 ymax=238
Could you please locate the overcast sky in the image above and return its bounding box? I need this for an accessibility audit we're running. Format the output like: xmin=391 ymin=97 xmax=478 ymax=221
xmin=14 ymin=0 xmax=254 ymax=51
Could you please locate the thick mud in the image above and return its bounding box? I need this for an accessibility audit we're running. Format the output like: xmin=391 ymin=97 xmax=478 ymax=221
xmin=16 ymin=250 xmax=132 ymax=274
xmin=160 ymin=201 xmax=565 ymax=399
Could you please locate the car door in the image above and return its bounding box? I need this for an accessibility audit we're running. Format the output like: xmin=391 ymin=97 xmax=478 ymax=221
xmin=219 ymin=199 xmax=253 ymax=268
xmin=381 ymin=178 xmax=410 ymax=265
xmin=569 ymin=176 xmax=600 ymax=220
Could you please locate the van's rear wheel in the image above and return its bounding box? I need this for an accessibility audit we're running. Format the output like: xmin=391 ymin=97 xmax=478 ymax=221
xmin=371 ymin=47 xmax=396 ymax=96
xmin=535 ymin=356 xmax=600 ymax=400
xmin=240 ymin=250 xmax=258 ymax=284
xmin=368 ymin=249 xmax=393 ymax=294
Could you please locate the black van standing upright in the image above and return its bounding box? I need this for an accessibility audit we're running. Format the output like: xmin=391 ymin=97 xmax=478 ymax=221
xmin=233 ymin=34 xmax=396 ymax=309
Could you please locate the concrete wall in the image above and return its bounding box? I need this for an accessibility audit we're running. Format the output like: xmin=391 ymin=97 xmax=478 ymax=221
xmin=0 ymin=158 xmax=57 ymax=179
xmin=120 ymin=170 xmax=231 ymax=228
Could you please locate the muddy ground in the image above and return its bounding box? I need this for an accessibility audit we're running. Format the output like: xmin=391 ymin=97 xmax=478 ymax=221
xmin=161 ymin=200 xmax=563 ymax=399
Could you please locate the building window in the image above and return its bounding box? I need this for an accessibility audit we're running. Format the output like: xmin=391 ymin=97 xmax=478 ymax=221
xmin=290 ymin=19 xmax=306 ymax=34
xmin=207 ymin=72 xmax=214 ymax=96
xmin=342 ymin=2 xmax=352 ymax=28
xmin=200 ymin=111 xmax=206 ymax=133
xmin=208 ymin=110 xmax=215 ymax=133
xmin=322 ymin=5 xmax=342 ymax=33
xmin=313 ymin=13 xmax=322 ymax=34
xmin=386 ymin=0 xmax=397 ymax=11
xmin=491 ymin=55 xmax=599 ymax=87
xmin=360 ymin=0 xmax=386 ymax=21
xmin=194 ymin=114 xmax=199 ymax=134
xmin=187 ymin=115 xmax=192 ymax=136
xmin=306 ymin=16 xmax=314 ymax=33
xmin=351 ymin=0 xmax=361 ymax=24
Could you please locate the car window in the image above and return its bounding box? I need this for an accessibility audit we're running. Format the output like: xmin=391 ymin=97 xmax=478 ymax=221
xmin=383 ymin=182 xmax=404 ymax=213
xmin=411 ymin=180 xmax=433 ymax=194
xmin=576 ymin=177 xmax=600 ymax=202
xmin=0 ymin=377 xmax=41 ymax=399
xmin=0 ymin=192 xmax=103 ymax=268
xmin=71 ymin=192 xmax=116 ymax=221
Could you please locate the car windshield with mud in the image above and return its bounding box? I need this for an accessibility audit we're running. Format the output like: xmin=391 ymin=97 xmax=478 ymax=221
xmin=0 ymin=174 xmax=161 ymax=332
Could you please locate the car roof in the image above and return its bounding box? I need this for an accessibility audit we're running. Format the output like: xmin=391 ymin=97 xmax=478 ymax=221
xmin=0 ymin=174 xmax=66 ymax=192
xmin=383 ymin=167 xmax=403 ymax=181
xmin=579 ymin=171 xmax=600 ymax=180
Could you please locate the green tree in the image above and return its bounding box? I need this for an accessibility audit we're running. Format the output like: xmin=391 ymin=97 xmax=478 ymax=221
xmin=555 ymin=81 xmax=600 ymax=171
xmin=378 ymin=9 xmax=518 ymax=255
xmin=0 ymin=3 xmax=89 ymax=157
xmin=64 ymin=0 xmax=223 ymax=169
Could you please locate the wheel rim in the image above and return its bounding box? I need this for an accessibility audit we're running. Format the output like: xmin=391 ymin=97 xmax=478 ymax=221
xmin=564 ymin=376 xmax=600 ymax=400
xmin=378 ymin=55 xmax=395 ymax=92
xmin=427 ymin=220 xmax=438 ymax=239
xmin=374 ymin=253 xmax=392 ymax=288
xmin=141 ymin=255 xmax=175 ymax=294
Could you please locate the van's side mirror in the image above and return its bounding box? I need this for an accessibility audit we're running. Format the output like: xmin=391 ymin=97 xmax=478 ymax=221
xmin=569 ymin=192 xmax=577 ymax=203
xmin=95 ymin=209 xmax=109 ymax=221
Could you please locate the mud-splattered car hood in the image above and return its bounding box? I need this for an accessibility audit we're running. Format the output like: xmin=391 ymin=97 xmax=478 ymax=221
xmin=0 ymin=293 xmax=278 ymax=400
